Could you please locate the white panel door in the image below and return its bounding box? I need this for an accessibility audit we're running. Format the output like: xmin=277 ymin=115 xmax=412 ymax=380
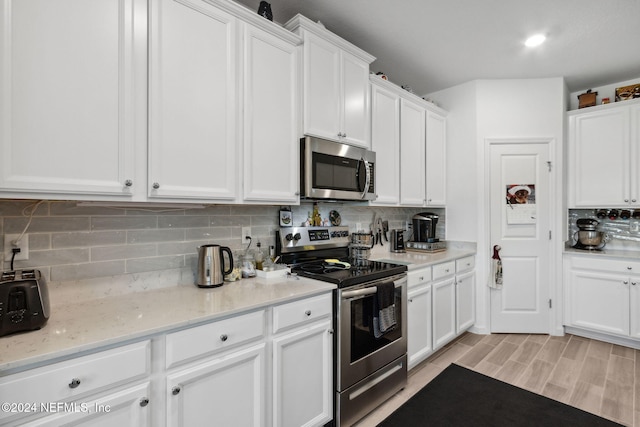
xmin=242 ymin=24 xmax=299 ymax=203
xmin=340 ymin=51 xmax=370 ymax=148
xmin=148 ymin=0 xmax=237 ymax=200
xmin=399 ymin=99 xmax=426 ymax=206
xmin=303 ymin=33 xmax=341 ymax=141
xmin=370 ymin=83 xmax=400 ymax=205
xmin=490 ymin=141 xmax=551 ymax=333
xmin=425 ymin=111 xmax=447 ymax=206
xmin=0 ymin=0 xmax=140 ymax=197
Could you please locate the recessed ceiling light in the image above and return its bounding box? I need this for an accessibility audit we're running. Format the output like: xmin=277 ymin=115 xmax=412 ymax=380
xmin=525 ymin=34 xmax=546 ymax=47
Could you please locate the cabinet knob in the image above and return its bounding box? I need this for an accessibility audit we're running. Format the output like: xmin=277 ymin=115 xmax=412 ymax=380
xmin=68 ymin=378 xmax=81 ymax=389
xmin=409 ymin=298 xmax=413 ymax=303
xmin=624 ymin=280 xmax=629 ymax=285
xmin=633 ymin=199 xmax=637 ymax=203
xmin=220 ymin=334 xmax=228 ymax=342
xmin=628 ymin=266 xmax=633 ymax=270
xmin=419 ymin=276 xmax=424 ymax=281
xmin=305 ymin=310 xmax=311 ymax=316
xmin=337 ymin=132 xmax=343 ymax=137
xmin=139 ymin=398 xmax=149 ymax=407
xmin=172 ymin=386 xmax=181 ymax=396
xmin=632 ymin=282 xmax=637 ymax=286
xmin=152 ymin=182 xmax=160 ymax=189
xmin=625 ymin=199 xmax=629 ymax=203
xmin=124 ymin=179 xmax=133 ymax=187
xmin=328 ymin=329 xmax=334 ymax=335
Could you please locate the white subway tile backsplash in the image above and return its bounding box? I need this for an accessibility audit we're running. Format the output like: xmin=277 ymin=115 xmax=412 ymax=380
xmin=0 ymin=200 xmax=443 ymax=284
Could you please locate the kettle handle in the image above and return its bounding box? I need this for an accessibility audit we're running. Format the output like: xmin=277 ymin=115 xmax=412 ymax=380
xmin=221 ymin=246 xmax=234 ymax=275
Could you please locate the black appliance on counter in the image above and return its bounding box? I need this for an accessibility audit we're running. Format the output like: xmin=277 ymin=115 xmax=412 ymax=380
xmin=276 ymin=226 xmax=407 ymax=427
xmin=0 ymin=269 xmax=50 ymax=337
xmin=406 ymin=212 xmax=446 ymax=253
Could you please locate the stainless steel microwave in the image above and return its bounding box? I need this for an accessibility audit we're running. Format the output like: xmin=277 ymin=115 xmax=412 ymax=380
xmin=300 ymin=136 xmax=376 ymax=201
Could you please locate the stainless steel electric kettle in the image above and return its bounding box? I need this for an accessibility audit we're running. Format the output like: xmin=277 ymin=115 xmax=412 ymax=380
xmin=196 ymin=244 xmax=233 ymax=287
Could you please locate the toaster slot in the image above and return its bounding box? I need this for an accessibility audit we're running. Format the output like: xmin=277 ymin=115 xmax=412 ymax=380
xmin=1 ymin=271 xmax=16 ymax=282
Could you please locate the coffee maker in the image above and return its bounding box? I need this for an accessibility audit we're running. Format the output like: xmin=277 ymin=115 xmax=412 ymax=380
xmin=406 ymin=212 xmax=446 ymax=252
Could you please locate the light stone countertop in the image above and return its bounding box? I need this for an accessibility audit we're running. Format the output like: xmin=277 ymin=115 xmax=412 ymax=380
xmin=369 ymin=241 xmax=477 ymax=270
xmin=0 ymin=274 xmax=335 ymax=374
xmin=564 ymin=244 xmax=640 ymax=260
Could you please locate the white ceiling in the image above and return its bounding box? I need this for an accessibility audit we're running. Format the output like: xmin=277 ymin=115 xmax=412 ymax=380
xmin=234 ymin=0 xmax=640 ymax=96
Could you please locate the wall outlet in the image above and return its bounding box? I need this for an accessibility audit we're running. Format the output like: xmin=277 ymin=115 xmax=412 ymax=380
xmin=242 ymin=227 xmax=251 ymax=240
xmin=4 ymin=234 xmax=29 ymax=261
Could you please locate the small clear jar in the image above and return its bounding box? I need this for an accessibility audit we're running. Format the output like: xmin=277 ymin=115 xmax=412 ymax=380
xmin=241 ymin=252 xmax=256 ymax=278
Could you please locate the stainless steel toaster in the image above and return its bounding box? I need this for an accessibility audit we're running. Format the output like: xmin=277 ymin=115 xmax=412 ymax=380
xmin=0 ymin=269 xmax=50 ymax=337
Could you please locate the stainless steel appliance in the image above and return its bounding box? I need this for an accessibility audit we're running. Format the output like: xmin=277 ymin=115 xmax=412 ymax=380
xmin=390 ymin=229 xmax=405 ymax=253
xmin=276 ymin=226 xmax=407 ymax=427
xmin=300 ymin=136 xmax=376 ymax=201
xmin=196 ymin=244 xmax=233 ymax=287
xmin=406 ymin=212 xmax=446 ymax=253
xmin=573 ymin=218 xmax=608 ymax=250
xmin=0 ymin=269 xmax=50 ymax=337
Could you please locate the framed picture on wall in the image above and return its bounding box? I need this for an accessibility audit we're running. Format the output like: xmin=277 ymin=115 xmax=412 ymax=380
xmin=279 ymin=210 xmax=292 ymax=227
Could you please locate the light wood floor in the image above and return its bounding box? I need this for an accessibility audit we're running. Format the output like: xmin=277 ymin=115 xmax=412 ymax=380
xmin=355 ymin=333 xmax=639 ymax=426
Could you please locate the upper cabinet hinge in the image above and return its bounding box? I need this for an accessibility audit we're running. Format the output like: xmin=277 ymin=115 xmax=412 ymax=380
xmin=546 ymin=161 xmax=552 ymax=172
xmin=549 ymin=230 xmax=552 ymax=240
xmin=549 ymin=299 xmax=552 ymax=309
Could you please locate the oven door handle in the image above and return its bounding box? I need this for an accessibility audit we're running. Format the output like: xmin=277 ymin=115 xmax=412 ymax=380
xmin=341 ymin=277 xmax=406 ymax=299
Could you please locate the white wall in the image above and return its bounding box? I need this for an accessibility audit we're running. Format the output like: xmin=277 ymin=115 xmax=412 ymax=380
xmin=428 ymin=77 xmax=566 ymax=335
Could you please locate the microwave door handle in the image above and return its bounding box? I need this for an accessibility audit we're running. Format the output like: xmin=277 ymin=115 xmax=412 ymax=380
xmin=359 ymin=158 xmax=371 ymax=200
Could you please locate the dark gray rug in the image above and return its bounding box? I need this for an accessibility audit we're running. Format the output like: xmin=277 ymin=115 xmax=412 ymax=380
xmin=377 ymin=364 xmax=623 ymax=426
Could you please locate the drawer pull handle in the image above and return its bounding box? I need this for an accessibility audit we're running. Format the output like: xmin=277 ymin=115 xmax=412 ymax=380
xmin=419 ymin=276 xmax=424 ymax=281
xmin=68 ymin=378 xmax=81 ymax=389
xmin=305 ymin=310 xmax=311 ymax=316
xmin=172 ymin=386 xmax=181 ymax=395
xmin=220 ymin=334 xmax=228 ymax=342
xmin=139 ymin=398 xmax=149 ymax=407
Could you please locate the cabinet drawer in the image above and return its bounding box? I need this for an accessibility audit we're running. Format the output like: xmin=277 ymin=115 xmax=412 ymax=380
xmin=0 ymin=341 xmax=149 ymax=423
xmin=408 ymin=267 xmax=432 ymax=287
xmin=456 ymin=256 xmax=475 ymax=273
xmin=273 ymin=293 xmax=332 ymax=334
xmin=166 ymin=310 xmax=265 ymax=369
xmin=569 ymin=255 xmax=640 ymax=274
xmin=432 ymin=261 xmax=455 ymax=280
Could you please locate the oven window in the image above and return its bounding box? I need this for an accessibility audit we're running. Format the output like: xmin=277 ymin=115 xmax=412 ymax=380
xmin=350 ymin=288 xmax=403 ymax=363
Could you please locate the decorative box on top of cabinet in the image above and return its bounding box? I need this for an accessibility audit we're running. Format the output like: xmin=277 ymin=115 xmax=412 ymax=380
xmin=567 ymin=99 xmax=640 ymax=208
xmin=285 ymin=14 xmax=375 ymax=149
xmin=0 ymin=0 xmax=145 ymax=200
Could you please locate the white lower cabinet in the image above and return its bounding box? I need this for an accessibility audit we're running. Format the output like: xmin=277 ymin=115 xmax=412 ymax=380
xmin=165 ymin=343 xmax=266 ymax=426
xmin=564 ymin=255 xmax=640 ymax=340
xmin=432 ymin=276 xmax=456 ymax=350
xmin=0 ymin=341 xmax=151 ymax=426
xmin=407 ymin=267 xmax=433 ymax=369
xmin=272 ymin=294 xmax=333 ymax=427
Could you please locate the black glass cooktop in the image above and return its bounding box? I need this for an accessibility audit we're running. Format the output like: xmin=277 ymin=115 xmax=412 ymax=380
xmin=290 ymin=258 xmax=407 ymax=288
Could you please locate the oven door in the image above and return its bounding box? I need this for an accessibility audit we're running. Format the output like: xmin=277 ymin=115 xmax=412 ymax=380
xmin=337 ymin=274 xmax=407 ymax=391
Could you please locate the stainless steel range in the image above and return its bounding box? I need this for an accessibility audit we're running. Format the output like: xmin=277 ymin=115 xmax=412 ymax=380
xmin=276 ymin=226 xmax=408 ymax=427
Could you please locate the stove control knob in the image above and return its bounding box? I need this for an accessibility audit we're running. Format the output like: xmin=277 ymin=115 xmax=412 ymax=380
xmin=293 ymin=233 xmax=301 ymax=241
xmin=285 ymin=234 xmax=294 ymax=241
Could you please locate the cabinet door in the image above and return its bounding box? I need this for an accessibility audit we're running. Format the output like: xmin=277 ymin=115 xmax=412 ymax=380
xmin=407 ymin=284 xmax=432 ymax=369
xmin=148 ymin=0 xmax=237 ymax=201
xmin=272 ymin=321 xmax=332 ymax=427
xmin=242 ymin=25 xmax=299 ymax=203
xmin=456 ymin=270 xmax=475 ymax=333
xmin=569 ymin=107 xmax=630 ymax=207
xmin=166 ymin=343 xmax=266 ymax=427
xmin=566 ymin=269 xmax=630 ymax=336
xmin=0 ymin=0 xmax=140 ymax=197
xmin=23 ymin=383 xmax=151 ymax=427
xmin=340 ymin=51 xmax=371 ymax=148
xmin=631 ymin=105 xmax=640 ymax=205
xmin=370 ymin=83 xmax=400 ymax=205
xmin=629 ymin=276 xmax=640 ymax=339
xmin=425 ymin=110 xmax=447 ymax=206
xmin=303 ymin=33 xmax=341 ymax=142
xmin=432 ymin=277 xmax=456 ymax=350
xmin=399 ymin=98 xmax=426 ymax=206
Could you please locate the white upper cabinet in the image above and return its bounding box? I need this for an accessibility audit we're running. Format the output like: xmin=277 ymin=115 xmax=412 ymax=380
xmin=370 ymin=80 xmax=401 ymax=205
xmin=241 ymin=24 xmax=300 ymax=204
xmin=148 ymin=0 xmax=238 ymax=201
xmin=400 ymin=98 xmax=427 ymax=206
xmin=0 ymin=0 xmax=145 ymax=199
xmin=286 ymin=14 xmax=374 ymax=148
xmin=568 ymin=100 xmax=640 ymax=207
xmin=425 ymin=110 xmax=447 ymax=206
